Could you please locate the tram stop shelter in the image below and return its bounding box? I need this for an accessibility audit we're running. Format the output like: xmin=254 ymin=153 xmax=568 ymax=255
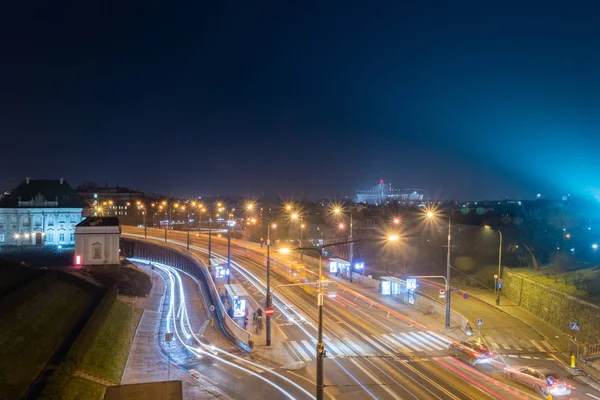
xmin=224 ymin=283 xmax=250 ymax=319
xmin=328 ymin=257 xmax=350 ymax=275
xmin=379 ymin=276 xmax=406 ymax=296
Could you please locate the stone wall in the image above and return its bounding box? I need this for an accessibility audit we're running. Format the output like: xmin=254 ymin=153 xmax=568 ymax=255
xmin=503 ymin=269 xmax=600 ymax=344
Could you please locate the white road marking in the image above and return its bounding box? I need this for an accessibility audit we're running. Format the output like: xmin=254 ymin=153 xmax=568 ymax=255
xmin=422 ymin=331 xmax=451 ymax=347
xmin=394 ymin=333 xmax=427 ymax=351
xmin=381 ymin=334 xmax=413 ymax=353
xmin=407 ymin=332 xmax=444 ymax=351
xmin=301 ymin=340 xmax=314 ymax=355
xmin=501 ymin=344 xmax=512 ymax=350
xmin=586 ymin=394 xmax=600 ymax=400
xmin=426 ymin=330 xmax=452 ymax=344
xmin=290 ymin=340 xmax=312 ymax=361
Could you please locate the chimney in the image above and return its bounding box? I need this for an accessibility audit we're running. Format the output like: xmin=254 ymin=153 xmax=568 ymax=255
xmin=60 ymin=177 xmax=64 ymax=184
xmin=26 ymin=177 xmax=30 ymax=184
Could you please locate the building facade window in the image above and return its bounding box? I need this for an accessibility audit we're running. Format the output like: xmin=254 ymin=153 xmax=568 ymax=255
xmin=47 ymin=233 xmax=54 ymax=242
xmin=23 ymin=216 xmax=30 ymax=227
xmin=0 ymin=216 xmax=5 ymax=224
xmin=48 ymin=217 xmax=54 ymax=226
xmin=59 ymin=233 xmax=65 ymax=242
xmin=70 ymin=215 xmax=78 ymax=223
xmin=70 ymin=233 xmax=74 ymax=242
xmin=34 ymin=216 xmax=42 ymax=227
xmin=0 ymin=233 xmax=4 ymax=243
xmin=59 ymin=215 xmax=66 ymax=223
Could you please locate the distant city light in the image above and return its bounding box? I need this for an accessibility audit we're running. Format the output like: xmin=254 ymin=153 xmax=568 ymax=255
xmin=593 ymin=244 xmax=598 ymax=250
xmin=537 ymin=193 xmax=542 ymax=198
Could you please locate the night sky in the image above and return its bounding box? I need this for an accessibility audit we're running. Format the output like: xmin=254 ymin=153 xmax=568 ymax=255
xmin=2 ymin=2 xmax=600 ymax=200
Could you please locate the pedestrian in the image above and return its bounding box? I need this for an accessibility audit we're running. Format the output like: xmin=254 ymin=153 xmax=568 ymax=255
xmin=256 ymin=315 xmax=263 ymax=334
xmin=252 ymin=311 xmax=257 ymax=323
xmin=244 ymin=315 xmax=249 ymax=330
xmin=257 ymin=308 xmax=263 ymax=317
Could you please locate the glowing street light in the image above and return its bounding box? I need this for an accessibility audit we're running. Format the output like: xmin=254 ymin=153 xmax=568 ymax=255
xmin=593 ymin=243 xmax=598 ymax=250
xmin=291 ymin=213 xmax=299 ymax=220
xmin=279 ymin=247 xmax=291 ymax=254
xmin=393 ymin=218 xmax=400 ymax=225
xmin=338 ymin=223 xmax=345 ymax=230
xmin=388 ymin=235 xmax=400 ymax=242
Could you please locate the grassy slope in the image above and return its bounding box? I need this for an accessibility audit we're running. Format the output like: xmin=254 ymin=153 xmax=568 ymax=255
xmin=517 ymin=268 xmax=600 ymax=302
xmin=80 ymin=299 xmax=143 ymax=382
xmin=0 ymin=281 xmax=94 ymax=400
xmin=61 ymin=377 xmax=106 ymax=400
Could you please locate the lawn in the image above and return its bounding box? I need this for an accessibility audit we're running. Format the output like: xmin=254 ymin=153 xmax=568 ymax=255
xmin=60 ymin=377 xmax=106 ymax=400
xmin=80 ymin=299 xmax=143 ymax=383
xmin=0 ymin=281 xmax=94 ymax=400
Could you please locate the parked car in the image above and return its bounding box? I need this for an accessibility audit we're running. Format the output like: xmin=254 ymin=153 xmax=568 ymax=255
xmin=448 ymin=340 xmax=493 ymax=365
xmin=503 ymin=366 xmax=571 ymax=396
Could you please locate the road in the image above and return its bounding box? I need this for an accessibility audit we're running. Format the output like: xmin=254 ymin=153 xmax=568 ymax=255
xmin=129 ymin=258 xmax=316 ymax=399
xmin=124 ymin=227 xmax=563 ymax=399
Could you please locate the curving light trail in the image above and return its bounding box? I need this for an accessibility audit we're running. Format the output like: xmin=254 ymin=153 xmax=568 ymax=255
xmin=129 ymin=257 xmax=315 ymax=400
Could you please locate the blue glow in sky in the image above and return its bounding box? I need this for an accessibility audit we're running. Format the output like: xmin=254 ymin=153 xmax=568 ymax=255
xmin=1 ymin=1 xmax=600 ymax=200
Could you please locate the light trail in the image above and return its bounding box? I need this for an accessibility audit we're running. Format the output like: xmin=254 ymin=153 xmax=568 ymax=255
xmin=129 ymin=258 xmax=315 ymax=400
xmin=125 ymin=231 xmax=520 ymax=400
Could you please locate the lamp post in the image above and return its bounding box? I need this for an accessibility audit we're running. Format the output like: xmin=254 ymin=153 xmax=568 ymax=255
xmin=333 ymin=206 xmax=355 ymax=282
xmin=485 ymin=226 xmax=503 ymax=305
xmin=246 ymin=202 xmax=277 ymax=346
xmin=207 ymin=211 xmax=212 ymax=265
xmin=281 ymin=234 xmax=399 ymax=400
xmin=426 ymin=210 xmax=452 ymax=329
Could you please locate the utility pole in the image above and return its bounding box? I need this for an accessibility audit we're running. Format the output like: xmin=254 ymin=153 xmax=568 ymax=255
xmin=227 ymin=227 xmax=231 ymax=284
xmin=445 ymin=216 xmax=451 ymax=329
xmin=266 ymin=223 xmax=272 ymax=346
xmin=496 ymin=230 xmax=503 ymax=305
xmin=207 ymin=212 xmax=212 ymax=265
xmin=316 ymin=253 xmax=325 ymax=400
xmin=349 ymin=210 xmax=354 ymax=282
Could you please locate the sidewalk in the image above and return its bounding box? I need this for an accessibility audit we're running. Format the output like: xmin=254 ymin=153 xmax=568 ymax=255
xmin=121 ymin=264 xmax=232 ymax=400
xmin=326 ymin=274 xmax=468 ymax=343
xmin=451 ymin=285 xmax=600 ymax=386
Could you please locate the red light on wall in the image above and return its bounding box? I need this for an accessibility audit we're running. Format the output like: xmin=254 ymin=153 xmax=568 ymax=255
xmin=75 ymin=255 xmax=81 ymax=265
xmin=380 ymin=179 xmax=384 ymax=183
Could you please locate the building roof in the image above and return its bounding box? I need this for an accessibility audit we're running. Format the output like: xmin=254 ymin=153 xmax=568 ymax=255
xmin=0 ymin=179 xmax=87 ymax=209
xmin=77 ymin=216 xmax=120 ymax=227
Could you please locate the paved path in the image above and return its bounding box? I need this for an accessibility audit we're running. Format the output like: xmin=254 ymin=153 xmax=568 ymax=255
xmin=121 ymin=264 xmax=232 ymax=400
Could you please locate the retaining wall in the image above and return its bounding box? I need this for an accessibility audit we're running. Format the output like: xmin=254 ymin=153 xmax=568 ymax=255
xmin=503 ymin=269 xmax=600 ymax=349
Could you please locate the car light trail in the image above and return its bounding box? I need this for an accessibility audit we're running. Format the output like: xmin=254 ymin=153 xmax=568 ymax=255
xmin=129 ymin=258 xmax=315 ymax=400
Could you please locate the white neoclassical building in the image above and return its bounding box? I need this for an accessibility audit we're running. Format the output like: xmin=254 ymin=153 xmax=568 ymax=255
xmin=0 ymin=178 xmax=87 ymax=247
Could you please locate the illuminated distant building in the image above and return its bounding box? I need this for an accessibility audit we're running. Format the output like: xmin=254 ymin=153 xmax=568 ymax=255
xmin=355 ymin=180 xmax=424 ymax=205
xmin=0 ymin=178 xmax=86 ymax=246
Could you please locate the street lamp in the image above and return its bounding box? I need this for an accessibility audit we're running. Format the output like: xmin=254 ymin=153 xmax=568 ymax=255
xmin=426 ymin=208 xmax=452 ymax=329
xmin=484 ymin=226 xmax=503 ymax=305
xmin=280 ymin=234 xmax=398 ymax=400
xmin=332 ymin=205 xmax=355 ymax=281
xmin=246 ymin=203 xmax=278 ymax=346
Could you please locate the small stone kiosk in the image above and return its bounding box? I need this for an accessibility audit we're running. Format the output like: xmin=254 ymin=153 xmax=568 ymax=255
xmin=74 ymin=216 xmax=120 ymax=266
